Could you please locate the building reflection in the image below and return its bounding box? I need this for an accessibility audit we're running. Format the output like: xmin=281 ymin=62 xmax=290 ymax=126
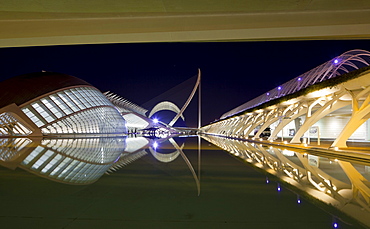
xmin=0 ymin=136 xmax=198 ymax=188
xmin=201 ymin=134 xmax=370 ymax=228
xmin=3 ymin=134 xmax=370 ymax=226
xmin=0 ymin=137 xmax=127 ymax=184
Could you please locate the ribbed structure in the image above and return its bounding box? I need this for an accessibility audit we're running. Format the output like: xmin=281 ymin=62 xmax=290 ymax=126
xmin=104 ymin=91 xmax=148 ymax=116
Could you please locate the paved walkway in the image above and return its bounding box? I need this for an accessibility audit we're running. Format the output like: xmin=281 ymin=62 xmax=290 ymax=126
xmin=248 ymin=137 xmax=370 ymax=162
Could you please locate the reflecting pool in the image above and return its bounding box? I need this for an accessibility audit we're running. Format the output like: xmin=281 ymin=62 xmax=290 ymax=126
xmin=0 ymin=135 xmax=368 ymax=228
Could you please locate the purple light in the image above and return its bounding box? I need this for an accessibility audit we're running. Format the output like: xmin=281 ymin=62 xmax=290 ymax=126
xmin=266 ymin=92 xmax=270 ymax=96
xmin=153 ymin=142 xmax=158 ymax=149
xmin=153 ymin=118 xmax=159 ymax=124
xmin=277 ymin=86 xmax=282 ymax=90
xmin=266 ymin=177 xmax=269 ymax=184
xmin=334 ymin=59 xmax=339 ymax=64
xmin=297 ymin=77 xmax=302 ymax=81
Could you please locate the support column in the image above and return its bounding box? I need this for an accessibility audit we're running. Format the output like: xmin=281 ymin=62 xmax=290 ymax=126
xmin=332 ymin=96 xmax=370 ymax=148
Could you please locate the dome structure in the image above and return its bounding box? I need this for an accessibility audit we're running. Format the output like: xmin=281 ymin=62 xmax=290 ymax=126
xmin=0 ymin=72 xmax=126 ymax=136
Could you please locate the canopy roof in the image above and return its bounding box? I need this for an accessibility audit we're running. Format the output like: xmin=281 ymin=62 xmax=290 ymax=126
xmin=0 ymin=0 xmax=369 ymax=47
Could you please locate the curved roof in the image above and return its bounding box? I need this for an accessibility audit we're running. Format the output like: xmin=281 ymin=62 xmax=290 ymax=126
xmin=0 ymin=71 xmax=92 ymax=108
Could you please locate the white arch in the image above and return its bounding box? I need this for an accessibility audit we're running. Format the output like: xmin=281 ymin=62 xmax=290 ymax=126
xmin=332 ymin=88 xmax=370 ymax=148
xmin=149 ymin=101 xmax=185 ymax=121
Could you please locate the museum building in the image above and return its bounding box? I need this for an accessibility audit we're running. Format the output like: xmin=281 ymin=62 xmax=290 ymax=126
xmin=0 ymin=71 xmax=127 ymax=136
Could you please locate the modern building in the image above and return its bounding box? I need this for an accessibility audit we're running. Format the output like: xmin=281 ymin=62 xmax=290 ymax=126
xmin=201 ymin=50 xmax=370 ymax=148
xmin=0 ymin=71 xmax=127 ymax=137
xmin=104 ymin=92 xmax=152 ymax=133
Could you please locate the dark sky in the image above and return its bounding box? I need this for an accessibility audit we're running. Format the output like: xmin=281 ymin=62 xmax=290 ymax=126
xmin=1 ymin=40 xmax=370 ymax=127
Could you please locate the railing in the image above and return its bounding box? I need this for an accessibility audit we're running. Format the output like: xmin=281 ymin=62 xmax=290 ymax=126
xmin=221 ymin=49 xmax=370 ymax=119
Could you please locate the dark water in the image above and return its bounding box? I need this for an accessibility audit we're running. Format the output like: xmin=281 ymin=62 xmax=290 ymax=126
xmin=0 ymin=136 xmax=366 ymax=228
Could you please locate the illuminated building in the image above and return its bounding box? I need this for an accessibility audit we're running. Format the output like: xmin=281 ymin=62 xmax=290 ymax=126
xmin=0 ymin=71 xmax=126 ymax=136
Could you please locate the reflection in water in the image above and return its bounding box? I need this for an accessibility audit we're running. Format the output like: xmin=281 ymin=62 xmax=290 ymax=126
xmin=5 ymin=135 xmax=370 ymax=227
xmin=0 ymin=136 xmax=200 ymax=192
xmin=2 ymin=135 xmax=370 ymax=228
xmin=0 ymin=137 xmax=126 ymax=184
xmin=201 ymin=134 xmax=370 ymax=228
xmin=107 ymin=136 xmax=201 ymax=195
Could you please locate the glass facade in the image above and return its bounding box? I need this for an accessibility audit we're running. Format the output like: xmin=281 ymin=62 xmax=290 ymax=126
xmin=20 ymin=138 xmax=125 ymax=184
xmin=0 ymin=138 xmax=31 ymax=161
xmin=21 ymin=87 xmax=126 ymax=135
xmin=0 ymin=112 xmax=32 ymax=136
xmin=41 ymin=138 xmax=126 ymax=164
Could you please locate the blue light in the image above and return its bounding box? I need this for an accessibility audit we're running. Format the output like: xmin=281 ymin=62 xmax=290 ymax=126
xmin=266 ymin=92 xmax=270 ymax=96
xmin=266 ymin=177 xmax=269 ymax=184
xmin=297 ymin=77 xmax=302 ymax=81
xmin=153 ymin=118 xmax=159 ymax=124
xmin=153 ymin=142 xmax=158 ymax=149
xmin=277 ymin=184 xmax=281 ymax=192
xmin=333 ymin=223 xmax=338 ymax=228
xmin=277 ymin=86 xmax=282 ymax=90
xmin=297 ymin=199 xmax=301 ymax=204
xmin=334 ymin=59 xmax=339 ymax=64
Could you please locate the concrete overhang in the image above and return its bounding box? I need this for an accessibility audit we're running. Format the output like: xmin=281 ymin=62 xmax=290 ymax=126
xmin=0 ymin=0 xmax=370 ymax=47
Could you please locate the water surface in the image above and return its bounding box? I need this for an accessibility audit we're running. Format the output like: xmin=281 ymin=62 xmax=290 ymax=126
xmin=0 ymin=136 xmax=365 ymax=228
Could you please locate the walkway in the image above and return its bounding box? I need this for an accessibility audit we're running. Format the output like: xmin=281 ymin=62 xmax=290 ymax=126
xmin=251 ymin=137 xmax=370 ymax=162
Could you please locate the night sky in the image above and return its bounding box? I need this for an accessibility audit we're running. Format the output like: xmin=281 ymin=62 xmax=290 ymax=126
xmin=1 ymin=40 xmax=370 ymax=127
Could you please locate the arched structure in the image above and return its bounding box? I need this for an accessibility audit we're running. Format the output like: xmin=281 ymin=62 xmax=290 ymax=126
xmin=148 ymin=101 xmax=185 ymax=122
xmin=105 ymin=91 xmax=151 ymax=133
xmin=0 ymin=71 xmax=126 ymax=136
xmin=202 ymin=50 xmax=370 ymax=148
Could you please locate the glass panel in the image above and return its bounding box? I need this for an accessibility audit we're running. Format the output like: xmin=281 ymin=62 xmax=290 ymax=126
xmin=72 ymin=88 xmax=93 ymax=108
xmin=22 ymin=146 xmax=45 ymax=165
xmin=31 ymin=102 xmax=55 ymax=123
xmin=41 ymin=98 xmax=65 ymax=118
xmin=65 ymin=90 xmax=86 ymax=109
xmin=50 ymin=157 xmax=71 ymax=176
xmin=22 ymin=107 xmax=45 ymax=127
xmin=49 ymin=94 xmax=73 ymax=115
xmin=41 ymin=154 xmax=62 ymax=174
xmin=58 ymin=92 xmax=80 ymax=112
xmin=31 ymin=150 xmax=54 ymax=170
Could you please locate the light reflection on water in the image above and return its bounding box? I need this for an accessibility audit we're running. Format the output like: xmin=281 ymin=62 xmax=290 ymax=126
xmin=201 ymin=134 xmax=370 ymax=229
xmin=0 ymin=136 xmax=368 ymax=228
